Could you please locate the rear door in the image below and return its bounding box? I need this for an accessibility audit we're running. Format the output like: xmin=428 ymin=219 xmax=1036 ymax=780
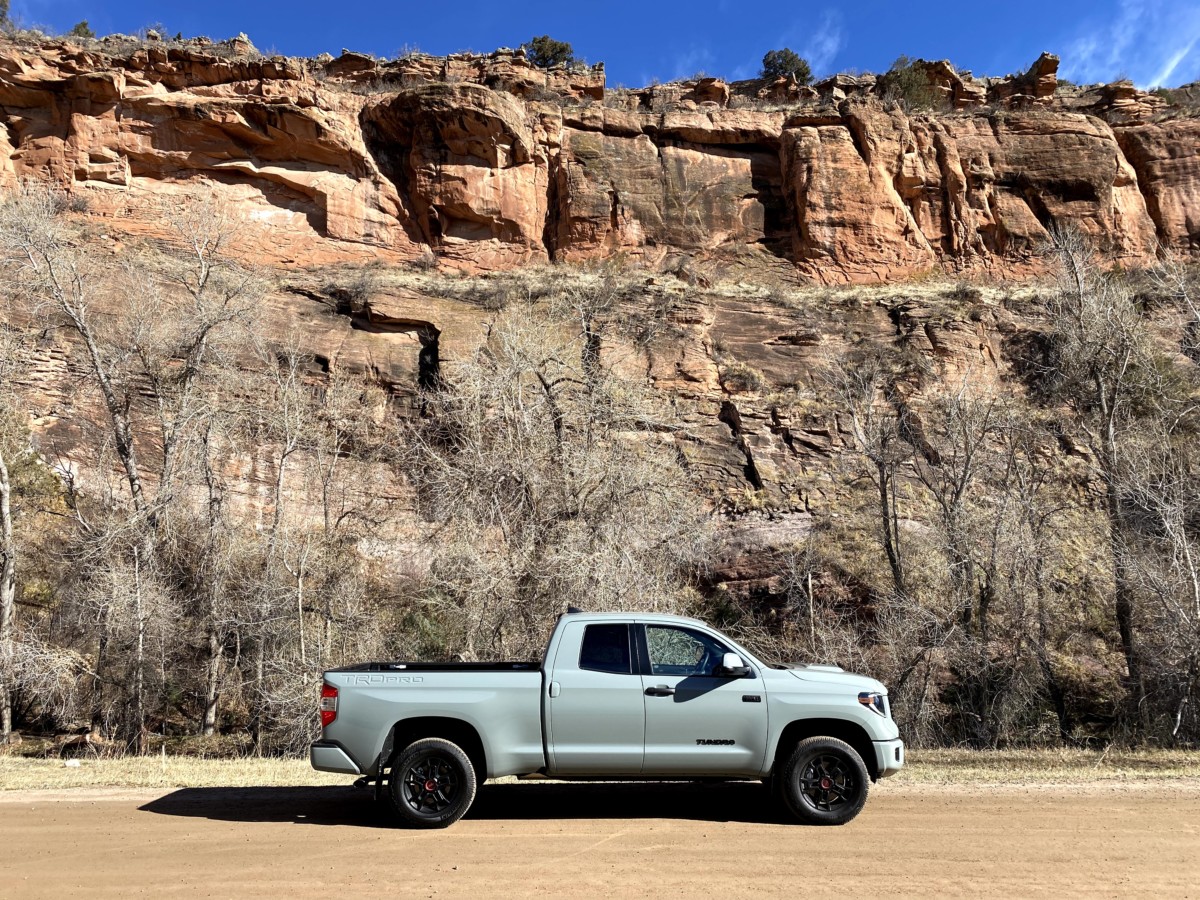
xmin=638 ymin=623 xmax=768 ymax=776
xmin=545 ymin=620 xmax=645 ymax=774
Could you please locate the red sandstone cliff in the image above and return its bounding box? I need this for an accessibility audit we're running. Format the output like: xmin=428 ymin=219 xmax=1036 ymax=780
xmin=1 ymin=37 xmax=1196 ymax=282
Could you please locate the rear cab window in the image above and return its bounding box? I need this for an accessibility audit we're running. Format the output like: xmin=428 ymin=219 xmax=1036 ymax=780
xmin=579 ymin=623 xmax=633 ymax=675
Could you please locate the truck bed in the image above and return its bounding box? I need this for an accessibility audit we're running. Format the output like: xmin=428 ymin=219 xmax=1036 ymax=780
xmin=326 ymin=661 xmax=541 ymax=673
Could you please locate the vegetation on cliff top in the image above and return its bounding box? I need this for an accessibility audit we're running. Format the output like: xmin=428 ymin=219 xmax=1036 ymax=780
xmin=760 ymin=48 xmax=813 ymax=85
xmin=522 ymin=35 xmax=577 ymax=69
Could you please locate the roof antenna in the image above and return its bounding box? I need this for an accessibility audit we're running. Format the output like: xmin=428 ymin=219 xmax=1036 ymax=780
xmin=566 ymin=606 xmax=583 ymax=614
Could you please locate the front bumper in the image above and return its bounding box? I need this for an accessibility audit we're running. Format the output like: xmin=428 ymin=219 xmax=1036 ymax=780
xmin=873 ymin=738 xmax=905 ymax=778
xmin=310 ymin=740 xmax=362 ymax=775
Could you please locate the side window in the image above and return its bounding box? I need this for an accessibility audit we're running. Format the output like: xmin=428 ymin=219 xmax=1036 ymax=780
xmin=579 ymin=624 xmax=632 ymax=675
xmin=645 ymin=626 xmax=728 ymax=677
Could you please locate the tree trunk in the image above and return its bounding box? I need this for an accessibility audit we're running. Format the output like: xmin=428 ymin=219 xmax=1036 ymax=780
xmin=199 ymin=426 xmax=223 ymax=737
xmin=132 ymin=547 xmax=147 ymax=755
xmin=296 ymin=568 xmax=306 ymax=670
xmin=76 ymin=322 xmax=148 ymax=516
xmin=201 ymin=624 xmax=222 ymax=737
xmin=250 ymin=443 xmax=290 ymax=754
xmin=1105 ymin=481 xmax=1143 ymax=719
xmin=1034 ymin=553 xmax=1072 ymax=743
xmin=807 ymin=571 xmax=815 ymax=653
xmin=877 ymin=464 xmax=905 ymax=596
xmin=91 ymin=606 xmax=109 ymax=733
xmin=250 ymin=637 xmax=265 ymax=756
xmin=0 ymin=447 xmax=15 ymax=740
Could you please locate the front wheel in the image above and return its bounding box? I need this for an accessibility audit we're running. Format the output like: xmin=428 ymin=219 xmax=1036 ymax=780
xmin=388 ymin=737 xmax=478 ymax=828
xmin=776 ymin=736 xmax=869 ymax=826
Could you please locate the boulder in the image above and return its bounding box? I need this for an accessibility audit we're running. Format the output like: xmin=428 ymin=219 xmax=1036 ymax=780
xmin=988 ymin=52 xmax=1060 ymax=106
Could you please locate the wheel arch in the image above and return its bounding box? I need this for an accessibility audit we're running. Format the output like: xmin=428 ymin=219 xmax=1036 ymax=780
xmin=379 ymin=716 xmax=488 ymax=780
xmin=772 ymin=718 xmax=879 ymax=781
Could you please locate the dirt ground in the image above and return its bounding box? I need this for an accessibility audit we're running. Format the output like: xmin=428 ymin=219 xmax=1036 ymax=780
xmin=2 ymin=780 xmax=1198 ymax=898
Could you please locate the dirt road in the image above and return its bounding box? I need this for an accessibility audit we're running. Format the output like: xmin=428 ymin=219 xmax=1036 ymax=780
xmin=2 ymin=780 xmax=1198 ymax=898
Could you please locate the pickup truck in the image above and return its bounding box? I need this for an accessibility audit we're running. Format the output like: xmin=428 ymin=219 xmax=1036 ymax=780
xmin=311 ymin=610 xmax=904 ymax=827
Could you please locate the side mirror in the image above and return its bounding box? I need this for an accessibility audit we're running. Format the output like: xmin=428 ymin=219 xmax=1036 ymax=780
xmin=715 ymin=652 xmax=752 ymax=678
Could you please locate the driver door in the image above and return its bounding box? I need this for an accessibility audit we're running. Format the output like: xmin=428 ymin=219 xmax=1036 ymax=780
xmin=637 ymin=624 xmax=768 ymax=776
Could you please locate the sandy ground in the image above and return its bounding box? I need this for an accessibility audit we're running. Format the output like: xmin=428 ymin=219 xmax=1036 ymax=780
xmin=2 ymin=780 xmax=1199 ymax=898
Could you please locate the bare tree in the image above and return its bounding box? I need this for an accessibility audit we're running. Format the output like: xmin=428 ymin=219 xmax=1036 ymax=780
xmin=1120 ymin=420 xmax=1200 ymax=741
xmin=237 ymin=335 xmax=316 ymax=752
xmin=1044 ymin=228 xmax=1161 ymax=717
xmin=0 ymin=326 xmax=21 ymax=740
xmin=906 ymin=382 xmax=1003 ymax=632
xmin=0 ymin=183 xmax=266 ymax=749
xmin=1147 ymin=250 xmax=1200 ymax=362
xmin=403 ymin=299 xmax=713 ymax=660
xmin=831 ymin=354 xmax=911 ymax=599
xmin=0 ymin=184 xmax=149 ymax=515
xmin=904 ymin=383 xmax=1009 ymax=746
xmin=128 ymin=196 xmax=262 ymax=738
xmin=117 ymin=196 xmax=263 ymax=521
xmin=998 ymin=416 xmax=1075 ymax=742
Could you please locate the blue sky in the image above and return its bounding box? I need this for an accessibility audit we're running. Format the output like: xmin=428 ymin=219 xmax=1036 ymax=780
xmin=11 ymin=0 xmax=1200 ymax=88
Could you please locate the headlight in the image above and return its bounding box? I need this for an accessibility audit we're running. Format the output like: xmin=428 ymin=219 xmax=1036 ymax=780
xmin=858 ymin=691 xmax=887 ymax=717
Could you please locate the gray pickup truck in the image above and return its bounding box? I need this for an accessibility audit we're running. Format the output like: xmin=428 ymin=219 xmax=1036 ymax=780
xmin=312 ymin=610 xmax=904 ymax=827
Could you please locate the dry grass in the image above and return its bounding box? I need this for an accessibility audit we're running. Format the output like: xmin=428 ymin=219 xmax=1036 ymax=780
xmin=0 ymin=755 xmax=346 ymax=791
xmin=2 ymin=749 xmax=1198 ymax=792
xmin=895 ymin=748 xmax=1200 ymax=785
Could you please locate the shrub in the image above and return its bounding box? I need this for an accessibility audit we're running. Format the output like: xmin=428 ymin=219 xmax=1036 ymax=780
xmin=410 ymin=248 xmax=438 ymax=272
xmin=524 ymin=35 xmax=576 ymax=69
xmin=878 ymin=55 xmax=942 ymax=110
xmin=68 ymin=20 xmax=95 ymax=39
xmin=721 ymin=359 xmax=766 ymax=393
xmin=760 ymin=48 xmax=813 ymax=85
xmin=943 ymin=282 xmax=982 ymax=306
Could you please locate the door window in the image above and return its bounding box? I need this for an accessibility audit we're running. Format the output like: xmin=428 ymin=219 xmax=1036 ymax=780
xmin=645 ymin=626 xmax=729 ymax=677
xmin=579 ymin=623 xmax=633 ymax=675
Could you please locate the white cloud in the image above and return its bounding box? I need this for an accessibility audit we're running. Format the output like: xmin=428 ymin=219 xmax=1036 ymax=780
xmin=1152 ymin=35 xmax=1200 ymax=86
xmin=798 ymin=11 xmax=844 ymax=77
xmin=728 ymin=62 xmax=757 ymax=82
xmin=669 ymin=44 xmax=716 ymax=81
xmin=1062 ymin=0 xmax=1200 ymax=87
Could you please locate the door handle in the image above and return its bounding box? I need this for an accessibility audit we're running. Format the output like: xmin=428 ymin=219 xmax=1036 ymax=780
xmin=645 ymin=685 xmax=676 ymax=697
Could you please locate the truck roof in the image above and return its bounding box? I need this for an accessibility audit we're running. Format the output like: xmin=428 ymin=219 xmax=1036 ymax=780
xmin=562 ymin=611 xmax=708 ymax=627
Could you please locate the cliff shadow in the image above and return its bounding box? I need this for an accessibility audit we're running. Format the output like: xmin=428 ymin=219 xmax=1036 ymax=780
xmin=139 ymin=780 xmax=786 ymax=827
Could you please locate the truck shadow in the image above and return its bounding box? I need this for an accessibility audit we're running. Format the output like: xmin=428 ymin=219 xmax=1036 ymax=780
xmin=139 ymin=781 xmax=789 ymax=827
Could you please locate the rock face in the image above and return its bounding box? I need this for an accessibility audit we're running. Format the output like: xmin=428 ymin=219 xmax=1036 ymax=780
xmin=7 ymin=36 xmax=1200 ymax=594
xmin=1114 ymin=120 xmax=1200 ymax=251
xmin=0 ymin=37 xmax=1195 ymax=281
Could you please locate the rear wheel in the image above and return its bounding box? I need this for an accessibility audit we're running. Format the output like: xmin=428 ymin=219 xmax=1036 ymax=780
xmin=776 ymin=736 xmax=869 ymax=826
xmin=388 ymin=737 xmax=477 ymax=828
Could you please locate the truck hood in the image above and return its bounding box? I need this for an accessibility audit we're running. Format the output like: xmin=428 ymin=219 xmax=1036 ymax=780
xmin=784 ymin=664 xmax=887 ymax=694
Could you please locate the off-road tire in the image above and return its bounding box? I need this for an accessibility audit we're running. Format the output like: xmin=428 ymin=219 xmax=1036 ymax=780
xmin=388 ymin=737 xmax=477 ymax=828
xmin=776 ymin=736 xmax=869 ymax=826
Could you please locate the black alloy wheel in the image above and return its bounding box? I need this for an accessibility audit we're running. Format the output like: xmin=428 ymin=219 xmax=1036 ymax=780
xmin=402 ymin=754 xmax=460 ymax=815
xmin=776 ymin=735 xmax=870 ymax=826
xmin=388 ymin=737 xmax=478 ymax=828
xmin=799 ymin=753 xmax=855 ymax=813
